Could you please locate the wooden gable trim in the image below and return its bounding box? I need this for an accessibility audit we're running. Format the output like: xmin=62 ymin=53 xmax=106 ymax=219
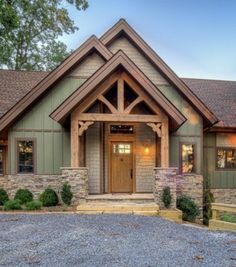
xmin=0 ymin=36 xmax=112 ymax=132
xmin=100 ymin=19 xmax=218 ymax=126
xmin=50 ymin=50 xmax=186 ymax=130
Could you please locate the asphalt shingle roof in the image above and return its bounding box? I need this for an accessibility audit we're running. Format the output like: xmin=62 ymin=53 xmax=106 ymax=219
xmin=0 ymin=69 xmax=235 ymax=127
xmin=182 ymin=78 xmax=236 ymax=128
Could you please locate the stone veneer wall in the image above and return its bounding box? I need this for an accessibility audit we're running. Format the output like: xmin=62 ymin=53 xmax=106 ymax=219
xmin=176 ymin=174 xmax=203 ymax=208
xmin=153 ymin=168 xmax=203 ymax=209
xmin=0 ymin=167 xmax=88 ymax=205
xmin=153 ymin=168 xmax=177 ymax=209
xmin=211 ymin=189 xmax=236 ymax=204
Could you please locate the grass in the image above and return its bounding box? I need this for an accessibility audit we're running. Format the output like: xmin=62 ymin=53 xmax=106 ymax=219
xmin=220 ymin=213 xmax=236 ymax=223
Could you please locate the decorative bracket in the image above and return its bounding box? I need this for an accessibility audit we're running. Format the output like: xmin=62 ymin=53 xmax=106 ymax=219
xmin=78 ymin=121 xmax=94 ymax=136
xmin=147 ymin=122 xmax=162 ymax=137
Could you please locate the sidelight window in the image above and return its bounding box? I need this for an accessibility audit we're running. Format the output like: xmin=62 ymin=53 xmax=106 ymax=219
xmin=17 ymin=140 xmax=34 ymax=173
xmin=181 ymin=144 xmax=195 ymax=173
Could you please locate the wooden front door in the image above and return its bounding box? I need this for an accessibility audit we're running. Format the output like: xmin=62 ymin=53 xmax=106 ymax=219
xmin=110 ymin=142 xmax=133 ymax=193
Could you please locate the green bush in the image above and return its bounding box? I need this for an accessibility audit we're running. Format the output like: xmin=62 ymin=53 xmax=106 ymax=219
xmin=0 ymin=188 xmax=9 ymax=205
xmin=203 ymin=177 xmax=215 ymax=225
xmin=61 ymin=182 xmax=73 ymax=205
xmin=14 ymin=189 xmax=33 ymax=204
xmin=39 ymin=188 xmax=59 ymax=207
xmin=177 ymin=195 xmax=200 ymax=222
xmin=161 ymin=186 xmax=172 ymax=208
xmin=26 ymin=200 xmax=42 ymax=211
xmin=4 ymin=199 xmax=22 ymax=211
xmin=220 ymin=213 xmax=236 ymax=223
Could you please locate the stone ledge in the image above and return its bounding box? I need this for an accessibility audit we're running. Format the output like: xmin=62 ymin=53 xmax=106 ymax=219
xmin=60 ymin=167 xmax=88 ymax=170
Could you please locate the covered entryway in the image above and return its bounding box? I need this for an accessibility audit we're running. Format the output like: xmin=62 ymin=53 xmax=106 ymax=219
xmin=51 ymin=50 xmax=186 ymax=197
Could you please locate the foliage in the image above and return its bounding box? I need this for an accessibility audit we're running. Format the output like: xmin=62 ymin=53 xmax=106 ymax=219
xmin=220 ymin=213 xmax=236 ymax=224
xmin=61 ymin=182 xmax=73 ymax=205
xmin=4 ymin=199 xmax=22 ymax=211
xmin=203 ymin=177 xmax=215 ymax=225
xmin=26 ymin=200 xmax=42 ymax=211
xmin=0 ymin=0 xmax=88 ymax=71
xmin=177 ymin=195 xmax=200 ymax=222
xmin=39 ymin=188 xmax=59 ymax=207
xmin=161 ymin=186 xmax=172 ymax=208
xmin=14 ymin=189 xmax=33 ymax=204
xmin=0 ymin=188 xmax=9 ymax=205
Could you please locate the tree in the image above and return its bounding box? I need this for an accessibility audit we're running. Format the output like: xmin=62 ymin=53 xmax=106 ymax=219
xmin=0 ymin=0 xmax=88 ymax=71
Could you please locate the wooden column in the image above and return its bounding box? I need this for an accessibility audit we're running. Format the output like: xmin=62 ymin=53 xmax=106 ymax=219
xmin=161 ymin=118 xmax=169 ymax=167
xmin=71 ymin=113 xmax=79 ymax=167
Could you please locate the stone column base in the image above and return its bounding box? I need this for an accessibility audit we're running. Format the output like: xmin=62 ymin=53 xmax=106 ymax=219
xmin=61 ymin=167 xmax=88 ymax=205
xmin=153 ymin=167 xmax=177 ymax=209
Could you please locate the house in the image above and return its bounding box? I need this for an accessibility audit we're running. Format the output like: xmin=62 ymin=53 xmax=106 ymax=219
xmin=0 ymin=19 xmax=235 ymax=207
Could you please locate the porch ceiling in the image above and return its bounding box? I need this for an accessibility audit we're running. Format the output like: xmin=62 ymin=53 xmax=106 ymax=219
xmin=50 ymin=50 xmax=186 ymax=131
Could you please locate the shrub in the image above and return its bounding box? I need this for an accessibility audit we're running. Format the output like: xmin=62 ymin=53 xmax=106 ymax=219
xmin=39 ymin=188 xmax=59 ymax=207
xmin=26 ymin=200 xmax=42 ymax=211
xmin=61 ymin=182 xmax=73 ymax=205
xmin=220 ymin=213 xmax=236 ymax=223
xmin=161 ymin=186 xmax=172 ymax=208
xmin=0 ymin=188 xmax=9 ymax=205
xmin=203 ymin=177 xmax=215 ymax=225
xmin=177 ymin=195 xmax=200 ymax=222
xmin=4 ymin=199 xmax=22 ymax=211
xmin=14 ymin=189 xmax=33 ymax=204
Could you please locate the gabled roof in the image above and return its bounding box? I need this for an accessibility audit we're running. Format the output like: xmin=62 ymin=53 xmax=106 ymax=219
xmin=0 ymin=69 xmax=48 ymax=118
xmin=100 ymin=19 xmax=218 ymax=126
xmin=183 ymin=78 xmax=236 ymax=128
xmin=50 ymin=50 xmax=186 ymax=130
xmin=0 ymin=36 xmax=112 ymax=131
xmin=0 ymin=19 xmax=222 ymax=132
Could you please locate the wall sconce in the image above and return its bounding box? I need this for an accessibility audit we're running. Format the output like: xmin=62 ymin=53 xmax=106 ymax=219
xmin=144 ymin=143 xmax=150 ymax=154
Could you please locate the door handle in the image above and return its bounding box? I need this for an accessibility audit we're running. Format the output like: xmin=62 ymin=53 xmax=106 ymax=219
xmin=130 ymin=169 xmax=133 ymax=179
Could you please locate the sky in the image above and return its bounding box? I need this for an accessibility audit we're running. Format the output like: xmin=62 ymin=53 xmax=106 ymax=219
xmin=61 ymin=0 xmax=236 ymax=81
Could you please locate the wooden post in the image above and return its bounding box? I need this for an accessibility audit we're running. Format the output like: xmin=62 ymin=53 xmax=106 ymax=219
xmin=118 ymin=78 xmax=124 ymax=112
xmin=71 ymin=113 xmax=79 ymax=167
xmin=161 ymin=118 xmax=169 ymax=167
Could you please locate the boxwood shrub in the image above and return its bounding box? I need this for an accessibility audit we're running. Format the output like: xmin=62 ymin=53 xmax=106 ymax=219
xmin=4 ymin=199 xmax=22 ymax=211
xmin=177 ymin=195 xmax=200 ymax=222
xmin=26 ymin=200 xmax=42 ymax=211
xmin=61 ymin=182 xmax=73 ymax=205
xmin=0 ymin=188 xmax=9 ymax=205
xmin=14 ymin=189 xmax=33 ymax=204
xmin=39 ymin=188 xmax=59 ymax=207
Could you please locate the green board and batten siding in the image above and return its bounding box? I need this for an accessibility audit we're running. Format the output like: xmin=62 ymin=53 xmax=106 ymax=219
xmin=158 ymin=85 xmax=203 ymax=175
xmin=203 ymin=132 xmax=236 ymax=188
xmin=9 ymin=77 xmax=85 ymax=175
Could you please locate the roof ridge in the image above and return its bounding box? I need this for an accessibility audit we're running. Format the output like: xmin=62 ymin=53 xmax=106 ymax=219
xmin=0 ymin=69 xmax=49 ymax=74
xmin=181 ymin=77 xmax=236 ymax=83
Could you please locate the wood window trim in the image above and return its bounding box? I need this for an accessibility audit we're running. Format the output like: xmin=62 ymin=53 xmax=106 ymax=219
xmin=16 ymin=138 xmax=36 ymax=175
xmin=179 ymin=142 xmax=197 ymax=174
xmin=0 ymin=146 xmax=6 ymax=176
xmin=215 ymin=147 xmax=236 ymax=171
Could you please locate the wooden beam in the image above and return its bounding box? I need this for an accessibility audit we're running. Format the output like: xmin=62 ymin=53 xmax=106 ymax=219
xmin=78 ymin=121 xmax=94 ymax=136
xmin=77 ymin=113 xmax=162 ymax=123
xmin=98 ymin=95 xmax=118 ymax=114
xmin=147 ymin=122 xmax=162 ymax=137
xmin=161 ymin=118 xmax=169 ymax=167
xmin=124 ymin=96 xmax=142 ymax=114
xmin=118 ymin=78 xmax=124 ymax=112
xmin=71 ymin=113 xmax=79 ymax=167
xmin=75 ymin=72 xmax=118 ymax=114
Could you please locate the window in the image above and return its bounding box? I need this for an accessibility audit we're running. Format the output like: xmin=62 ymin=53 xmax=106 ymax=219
xmin=217 ymin=148 xmax=236 ymax=169
xmin=181 ymin=144 xmax=195 ymax=173
xmin=110 ymin=125 xmax=134 ymax=134
xmin=18 ymin=140 xmax=34 ymax=173
xmin=113 ymin=144 xmax=131 ymax=154
xmin=0 ymin=148 xmax=4 ymax=175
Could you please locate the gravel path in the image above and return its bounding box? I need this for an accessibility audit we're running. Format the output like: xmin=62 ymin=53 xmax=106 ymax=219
xmin=0 ymin=214 xmax=235 ymax=267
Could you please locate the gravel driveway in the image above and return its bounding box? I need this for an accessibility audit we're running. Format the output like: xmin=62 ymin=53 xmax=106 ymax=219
xmin=0 ymin=214 xmax=235 ymax=267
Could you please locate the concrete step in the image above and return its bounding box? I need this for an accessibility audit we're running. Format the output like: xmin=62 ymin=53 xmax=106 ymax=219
xmin=86 ymin=193 xmax=155 ymax=204
xmin=76 ymin=201 xmax=159 ymax=216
